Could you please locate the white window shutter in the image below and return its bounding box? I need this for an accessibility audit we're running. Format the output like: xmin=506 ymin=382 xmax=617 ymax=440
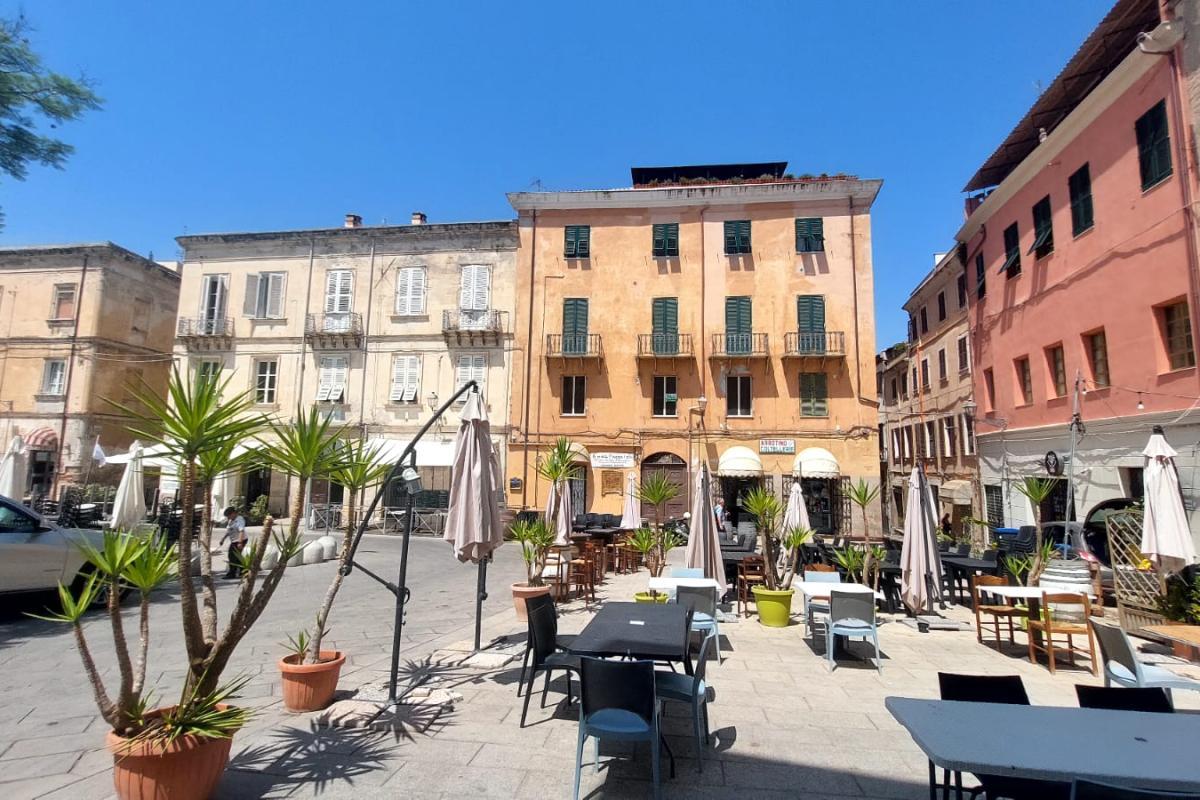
xmin=475 ymin=267 xmax=490 ymax=311
xmin=460 ymin=266 xmax=489 ymax=311
xmin=459 ymin=267 xmax=475 ymax=310
xmin=412 ymin=268 xmax=426 ymax=314
xmin=325 ymin=271 xmax=353 ymax=314
xmin=267 ymin=273 xmax=285 ymax=318
xmin=243 ymin=274 xmax=260 ymax=317
xmin=395 ymin=269 xmax=411 ymax=315
xmin=390 ymin=355 xmax=406 ymax=401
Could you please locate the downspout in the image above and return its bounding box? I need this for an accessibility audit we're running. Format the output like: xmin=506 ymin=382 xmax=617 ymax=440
xmin=298 ymin=239 xmax=316 ymax=403
xmin=698 ymin=204 xmax=709 ymax=472
xmin=848 ymin=197 xmax=867 ymax=407
xmin=520 ymin=210 xmax=538 ymax=507
xmin=358 ymin=238 xmax=377 ymax=430
xmin=51 ymin=253 xmax=89 ymax=498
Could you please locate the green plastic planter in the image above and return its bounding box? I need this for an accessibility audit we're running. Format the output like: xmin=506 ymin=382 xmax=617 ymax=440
xmin=752 ymin=587 xmax=795 ymax=627
xmin=634 ymin=592 xmax=670 ymax=604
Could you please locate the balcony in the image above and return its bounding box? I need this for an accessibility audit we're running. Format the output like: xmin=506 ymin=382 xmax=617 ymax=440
xmin=637 ymin=333 xmax=694 ymax=360
xmin=176 ymin=317 xmax=233 ymax=350
xmin=305 ymin=313 xmax=363 ymax=349
xmin=710 ymin=332 xmax=769 ymax=359
xmin=443 ymin=309 xmax=506 ymax=346
xmin=783 ymin=331 xmax=846 ymax=359
xmin=546 ymin=333 xmax=603 ymax=359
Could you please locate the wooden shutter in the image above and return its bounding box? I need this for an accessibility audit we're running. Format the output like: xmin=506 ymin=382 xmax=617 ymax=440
xmin=563 ymin=298 xmax=588 ymax=337
xmin=243 ymin=274 xmax=260 ymax=317
xmin=266 ymin=273 xmax=285 ymax=318
xmin=201 ymin=274 xmax=228 ymax=320
xmin=456 ymin=354 xmax=487 ymax=395
xmin=796 ymin=295 xmax=825 ymax=333
xmin=801 ymin=373 xmax=828 ymax=416
xmin=652 ymin=298 xmax=677 ymax=334
xmin=725 ymin=296 xmax=751 ymax=334
xmin=652 ymin=224 xmax=666 ymax=256
xmin=319 ymin=356 xmax=348 ymax=402
xmin=396 ymin=267 xmax=426 ymax=315
xmin=391 ymin=355 xmax=420 ymax=402
xmin=795 ymin=218 xmax=825 ymax=252
xmin=460 ymin=265 xmax=490 ymax=311
xmin=325 ymin=270 xmax=353 ymax=313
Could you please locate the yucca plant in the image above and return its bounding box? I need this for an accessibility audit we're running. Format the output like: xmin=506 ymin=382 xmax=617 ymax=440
xmin=510 ymin=518 xmax=556 ymax=587
xmin=742 ymin=487 xmax=784 ymax=590
xmin=637 ymin=471 xmax=681 ymax=578
xmin=1014 ymin=477 xmax=1058 ymax=586
xmin=779 ymin=526 xmax=814 ymax=589
xmin=847 ymin=478 xmax=881 ymax=588
xmin=832 ymin=546 xmax=865 ymax=583
xmin=536 ymin=437 xmax=580 ymax=534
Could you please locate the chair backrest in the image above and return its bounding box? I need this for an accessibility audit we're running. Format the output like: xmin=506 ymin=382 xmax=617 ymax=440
xmin=938 ymin=673 xmax=1029 ymax=705
xmin=1074 ymin=684 xmax=1173 ymax=714
xmin=1040 ymin=592 xmax=1089 ymax=626
xmin=1071 ymin=778 xmax=1200 ymax=799
xmin=671 ymin=567 xmax=704 ymax=579
xmin=677 ymin=585 xmax=716 ymax=618
xmin=525 ymin=592 xmax=555 ymax=626
xmin=741 ymin=555 xmax=766 ymax=577
xmin=1090 ymin=621 xmax=1142 ymax=682
xmin=528 ymin=603 xmax=560 ymax=666
xmin=691 ymin=632 xmax=715 ymax=695
xmin=981 ymin=549 xmax=999 ymax=564
xmin=829 ymin=590 xmax=875 ymax=626
xmin=805 ymin=569 xmax=842 ymax=584
xmin=579 ymin=656 xmax=656 ymax=725
xmin=972 ymin=574 xmax=1009 ymax=603
xmin=806 ymin=563 xmax=838 ymax=574
xmin=956 ymin=543 xmax=971 ymax=555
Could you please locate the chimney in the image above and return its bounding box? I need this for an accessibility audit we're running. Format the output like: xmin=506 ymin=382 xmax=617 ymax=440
xmin=344 ymin=213 xmax=362 ymax=228
xmin=411 ymin=211 xmax=427 ymax=226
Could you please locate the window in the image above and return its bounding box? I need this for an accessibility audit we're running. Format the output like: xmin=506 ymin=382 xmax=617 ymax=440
xmin=925 ymin=420 xmax=938 ymax=459
xmin=726 ymin=375 xmax=752 ymax=417
xmin=937 ymin=292 xmax=946 ymax=322
xmin=254 ymin=360 xmax=278 ymax=404
xmin=653 ymin=375 xmax=677 ymax=417
xmin=1069 ymin=163 xmax=1094 ymax=235
xmin=903 ymin=426 xmax=913 ymax=460
xmin=1136 ymin=99 xmax=1172 ymax=190
xmin=975 ymin=252 xmax=986 ymax=299
xmin=1015 ymin=357 xmax=1033 ymax=405
xmin=937 ymin=349 xmax=947 ymax=383
xmin=957 ymin=274 xmax=967 ymax=308
xmin=908 ymin=315 xmax=917 ymax=342
xmin=957 ymin=335 xmax=970 ymax=373
xmin=911 ymin=366 xmax=919 ymax=395
xmin=562 ymin=298 xmax=589 ymax=354
xmin=458 ymin=265 xmax=491 ymax=328
xmin=1162 ymin=301 xmax=1196 ymax=370
xmin=243 ymin=272 xmax=287 ymax=319
xmin=795 ymin=217 xmax=824 ymax=252
xmin=652 ymin=223 xmax=679 ymax=257
xmin=394 ymin=266 xmax=427 ymax=316
xmin=564 ymin=225 xmax=590 ymax=258
xmin=796 ymin=294 xmax=826 ymax=352
xmin=723 ymin=220 xmax=751 ymax=255
xmin=984 ymin=368 xmax=995 ymax=410
xmin=962 ymin=414 xmax=976 ymax=455
xmin=1030 ymin=195 xmax=1054 ymax=258
xmin=651 ymin=297 xmax=679 ymax=355
xmin=1086 ymin=330 xmax=1109 ymax=387
xmin=943 ymin=416 xmax=957 ymax=458
xmin=317 ymin=356 xmax=348 ymax=403
xmin=919 ymin=307 xmax=928 ymax=334
xmin=196 ymin=360 xmax=221 ymax=387
xmin=915 ymin=423 xmax=926 ymax=459
xmin=324 ymin=269 xmax=354 ymax=319
xmin=41 ymin=359 xmax=66 ymax=395
xmin=920 ymin=358 xmax=930 ymax=390
xmin=1047 ymin=345 xmax=1067 ymax=398
xmin=891 ymin=430 xmax=901 ymax=464
xmin=199 ymin=274 xmax=228 ymax=330
xmin=724 ymin=296 xmax=752 ymax=354
xmin=900 ymin=371 xmax=909 ymax=399
xmin=985 ymin=484 xmax=1004 ymax=528
xmin=799 ymin=372 xmax=828 ymax=417
xmin=51 ymin=284 xmax=76 ymax=320
xmin=455 ymin=354 xmax=487 ymax=397
xmin=1002 ymin=223 xmax=1021 ymax=278
xmin=389 ymin=354 xmax=421 ymax=403
xmin=889 ymin=378 xmax=897 ymax=404
xmin=561 ymin=375 xmax=585 ymax=415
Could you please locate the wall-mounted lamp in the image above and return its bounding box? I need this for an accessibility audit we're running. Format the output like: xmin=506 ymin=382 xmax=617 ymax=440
xmin=401 ymin=466 xmax=423 ymax=495
xmin=1137 ymin=393 xmax=1145 ymax=411
xmin=697 ymin=395 xmax=708 ymax=413
xmin=426 ymin=391 xmax=439 ymax=412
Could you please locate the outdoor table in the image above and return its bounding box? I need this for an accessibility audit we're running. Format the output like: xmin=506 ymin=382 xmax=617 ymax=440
xmin=793 ymin=581 xmax=884 ymax=601
xmin=886 ymin=696 xmax=1200 ymax=795
xmin=568 ymin=602 xmax=689 ymax=666
xmin=647 ymin=576 xmax=721 ymax=593
xmin=967 ymin=584 xmax=1093 ymax=651
xmin=940 ymin=556 xmax=1000 ymax=605
xmin=1143 ymin=623 xmax=1200 ymax=661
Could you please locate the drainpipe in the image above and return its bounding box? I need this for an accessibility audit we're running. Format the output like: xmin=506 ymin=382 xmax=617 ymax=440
xmin=698 ymin=204 xmax=709 ymax=472
xmin=298 ymin=239 xmax=316 ymax=406
xmin=520 ymin=210 xmax=538 ymax=507
xmin=358 ymin=238 xmax=377 ymax=430
xmin=51 ymin=253 xmax=89 ymax=498
xmin=849 ymin=196 xmax=866 ymax=406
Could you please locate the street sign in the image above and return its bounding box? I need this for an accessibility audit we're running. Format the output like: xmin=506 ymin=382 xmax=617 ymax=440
xmin=759 ymin=438 xmax=796 ymax=454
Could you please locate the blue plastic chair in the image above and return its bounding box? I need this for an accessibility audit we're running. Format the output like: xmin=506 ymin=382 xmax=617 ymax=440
xmin=573 ymin=657 xmax=664 ymax=800
xmin=824 ymin=590 xmax=881 ymax=671
xmin=803 ymin=569 xmax=842 ymax=639
xmin=677 ymin=585 xmax=721 ymax=663
xmin=655 ymin=632 xmax=715 ymax=771
xmin=671 ymin=567 xmax=704 ymax=578
xmin=1091 ymin=621 xmax=1200 ymax=701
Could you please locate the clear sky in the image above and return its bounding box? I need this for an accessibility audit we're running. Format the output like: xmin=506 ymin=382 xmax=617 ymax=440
xmin=1 ymin=1 xmax=1113 ymax=345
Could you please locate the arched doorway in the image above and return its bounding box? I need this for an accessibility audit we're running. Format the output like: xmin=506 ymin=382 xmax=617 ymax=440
xmin=641 ymin=452 xmax=687 ymax=523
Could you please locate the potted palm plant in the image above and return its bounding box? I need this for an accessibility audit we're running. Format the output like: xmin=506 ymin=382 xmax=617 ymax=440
xmin=743 ymin=487 xmax=810 ymax=627
xmin=637 ymin=471 xmax=680 ymax=578
xmin=509 ymin=517 xmax=555 ymax=616
xmin=847 ymin=478 xmax=881 ymax=588
xmin=1014 ymin=476 xmax=1057 ymax=586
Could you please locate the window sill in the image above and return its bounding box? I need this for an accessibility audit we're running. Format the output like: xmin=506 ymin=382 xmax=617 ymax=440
xmin=652 ymin=253 xmax=680 ymax=260
xmin=796 ymin=249 xmax=825 ymax=256
xmin=253 ymin=402 xmax=279 ymax=411
xmin=1159 ymin=364 xmax=1196 ymax=377
xmin=651 ymin=414 xmax=679 ymax=419
xmin=1142 ymin=173 xmax=1174 ymax=195
xmin=801 ymin=414 xmax=830 ymax=419
xmin=958 ymin=369 xmax=971 ymax=377
xmin=726 ymin=414 xmax=754 ymax=420
xmin=564 ymin=255 xmax=591 ymax=261
xmin=249 ymin=316 xmax=287 ymax=323
xmin=34 ymin=394 xmax=64 ymax=401
xmin=1072 ymin=225 xmax=1095 ymax=241
xmin=46 ymin=318 xmax=74 ymax=326
xmin=561 ymin=413 xmax=586 ymax=418
xmin=390 ymin=314 xmax=429 ymax=322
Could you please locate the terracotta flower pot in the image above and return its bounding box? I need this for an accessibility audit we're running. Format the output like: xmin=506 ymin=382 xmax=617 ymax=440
xmin=279 ymin=650 xmax=345 ymax=712
xmin=106 ymin=707 xmax=238 ymax=800
xmin=512 ymin=583 xmax=552 ymax=620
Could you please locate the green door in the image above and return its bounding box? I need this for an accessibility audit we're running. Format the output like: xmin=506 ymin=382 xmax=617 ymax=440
xmin=651 ymin=298 xmax=679 ymax=355
xmin=563 ymin=298 xmax=588 ymax=354
xmin=797 ymin=295 xmax=826 ymax=354
xmin=725 ymin=296 xmax=751 ymax=354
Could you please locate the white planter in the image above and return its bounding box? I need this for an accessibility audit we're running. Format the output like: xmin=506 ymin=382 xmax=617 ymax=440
xmin=260 ymin=545 xmax=280 ymax=570
xmin=301 ymin=541 xmax=324 ymax=565
xmin=315 ymin=535 xmax=339 ymax=561
xmin=286 ymin=547 xmax=305 ymax=567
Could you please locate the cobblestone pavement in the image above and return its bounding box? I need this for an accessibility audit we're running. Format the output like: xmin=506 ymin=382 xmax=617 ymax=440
xmin=2 ymin=541 xmax=1198 ymax=799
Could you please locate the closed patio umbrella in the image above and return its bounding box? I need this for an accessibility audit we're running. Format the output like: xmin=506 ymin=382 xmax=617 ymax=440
xmin=545 ymin=478 xmax=573 ymax=546
xmin=900 ymin=466 xmax=943 ymax=614
xmin=684 ymin=463 xmax=727 ymax=594
xmin=111 ymin=441 xmax=147 ymax=530
xmin=444 ymin=391 xmax=504 ymax=564
xmin=0 ymin=435 xmax=27 ymax=500
xmin=619 ymin=472 xmax=641 ymax=530
xmin=1141 ymin=426 xmax=1196 ymax=576
xmin=782 ymin=479 xmax=811 ymax=533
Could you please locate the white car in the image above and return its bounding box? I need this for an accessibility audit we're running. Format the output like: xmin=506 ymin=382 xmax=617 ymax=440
xmin=0 ymin=494 xmax=107 ymax=595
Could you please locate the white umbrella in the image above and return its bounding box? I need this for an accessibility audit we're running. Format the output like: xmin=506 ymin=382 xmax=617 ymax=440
xmin=900 ymin=466 xmax=942 ymax=614
xmin=0 ymin=435 xmax=27 ymax=499
xmin=444 ymin=391 xmax=504 ymax=563
xmin=111 ymin=441 xmax=147 ymax=530
xmin=620 ymin=472 xmax=641 ymax=530
xmin=782 ymin=479 xmax=811 ymax=532
xmin=1141 ymin=428 xmax=1196 ymax=576
xmin=545 ymin=479 xmax=573 ymax=546
xmin=684 ymin=463 xmax=727 ymax=594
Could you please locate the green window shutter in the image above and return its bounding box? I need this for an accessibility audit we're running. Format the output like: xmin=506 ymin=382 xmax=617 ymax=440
xmin=563 ymin=298 xmax=588 ymax=353
xmin=724 ymin=220 xmax=750 ymax=254
xmin=564 ymin=226 xmax=576 ymax=258
xmin=1136 ymin=100 xmax=1172 ymax=190
xmin=665 ymin=223 xmax=678 ymax=256
xmin=725 ymin=296 xmax=751 ymax=353
xmin=652 ymin=297 xmax=678 ymax=354
xmin=565 ymin=226 xmax=590 ymax=258
xmin=975 ymin=253 xmax=986 ymax=299
xmin=1001 ymin=223 xmax=1021 ymax=277
xmin=1069 ymin=164 xmax=1094 ymax=235
xmin=652 ymin=223 xmax=680 ymax=257
xmin=1028 ymin=196 xmax=1053 ymax=257
xmin=652 ymin=224 xmax=665 ymax=257
xmin=797 ymin=295 xmax=826 ymax=354
xmin=723 ymin=221 xmax=737 ymax=254
xmin=800 ymin=372 xmax=828 ymax=416
xmin=739 ymin=220 xmax=751 ymax=253
xmin=795 ymin=218 xmax=825 ymax=252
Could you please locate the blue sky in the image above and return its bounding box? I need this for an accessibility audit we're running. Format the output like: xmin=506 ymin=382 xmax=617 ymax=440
xmin=2 ymin=1 xmax=1112 ymax=345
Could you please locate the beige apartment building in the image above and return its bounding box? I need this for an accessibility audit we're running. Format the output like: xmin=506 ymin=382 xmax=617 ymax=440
xmin=173 ymin=214 xmax=517 ymax=522
xmin=0 ymin=243 xmax=180 ymax=500
xmin=877 ymin=248 xmax=979 ymax=540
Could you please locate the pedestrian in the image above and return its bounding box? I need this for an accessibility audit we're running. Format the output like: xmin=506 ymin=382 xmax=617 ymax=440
xmin=713 ymin=498 xmax=726 ymax=532
xmin=940 ymin=513 xmax=953 ymax=540
xmin=220 ymin=506 xmax=248 ymax=578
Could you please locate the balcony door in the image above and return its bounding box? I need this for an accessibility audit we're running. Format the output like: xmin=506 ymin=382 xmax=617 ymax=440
xmin=651 ymin=298 xmax=679 ymax=355
xmin=199 ymin=274 xmax=228 ymax=334
xmin=459 ymin=265 xmax=491 ymax=330
xmin=797 ymin=295 xmax=827 ymax=354
xmin=323 ymin=270 xmax=354 ymax=332
xmin=725 ymin=296 xmax=751 ymax=355
xmin=563 ymin=298 xmax=589 ymax=355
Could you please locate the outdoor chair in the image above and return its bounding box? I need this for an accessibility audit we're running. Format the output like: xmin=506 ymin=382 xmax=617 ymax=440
xmin=516 ymin=594 xmax=576 ymax=699
xmin=971 ymin=575 xmax=1026 ymax=648
xmin=655 ymin=632 xmax=715 ymax=771
xmin=568 ymin=549 xmax=597 ymax=605
xmin=677 ymin=585 xmax=721 ymax=664
xmin=543 ymin=547 xmax=570 ymax=600
xmin=936 ymin=673 xmax=1032 ymax=800
xmin=1027 ymin=592 xmax=1098 ymax=675
xmin=573 ymin=657 xmax=666 ymax=800
xmin=1071 ymin=779 xmax=1200 ymax=799
xmin=1091 ymin=621 xmax=1200 ymax=701
xmin=520 ymin=604 xmax=581 ymax=728
xmin=955 ymin=543 xmax=971 ymax=555
xmin=803 ymin=568 xmax=841 ymax=640
xmin=671 ymin=567 xmax=704 ymax=579
xmin=736 ymin=556 xmax=766 ymax=617
xmin=821 ymin=590 xmax=880 ymax=671
xmin=1075 ymin=684 xmax=1174 ymax=713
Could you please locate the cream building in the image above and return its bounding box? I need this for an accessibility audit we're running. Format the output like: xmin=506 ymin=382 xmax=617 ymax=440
xmin=174 ymin=214 xmax=518 ymax=522
xmin=0 ymin=243 xmax=180 ymax=500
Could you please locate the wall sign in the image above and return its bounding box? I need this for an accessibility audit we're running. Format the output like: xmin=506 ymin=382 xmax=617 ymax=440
xmin=591 ymin=452 xmax=635 ymax=469
xmin=601 ymin=470 xmax=624 ymax=495
xmin=509 ymin=477 xmax=523 ymax=492
xmin=759 ymin=438 xmax=796 ymax=455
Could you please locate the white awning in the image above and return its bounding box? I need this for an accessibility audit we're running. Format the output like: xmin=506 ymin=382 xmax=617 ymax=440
xmin=718 ymin=446 xmax=763 ymax=477
xmin=368 ymin=437 xmax=456 ymax=468
xmin=940 ymin=479 xmax=973 ymax=505
xmin=793 ymin=447 xmax=840 ymax=478
xmin=567 ymin=443 xmax=590 ymax=464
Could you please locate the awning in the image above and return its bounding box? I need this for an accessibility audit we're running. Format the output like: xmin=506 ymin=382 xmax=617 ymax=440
xmin=793 ymin=447 xmax=840 ymax=478
xmin=567 ymin=443 xmax=589 ymax=464
xmin=940 ymin=480 xmax=974 ymax=505
xmin=368 ymin=437 xmax=456 ymax=468
xmin=718 ymin=446 xmax=763 ymax=477
xmin=24 ymin=427 xmax=58 ymax=451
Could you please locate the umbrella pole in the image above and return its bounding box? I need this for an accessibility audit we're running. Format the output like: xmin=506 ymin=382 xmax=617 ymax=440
xmin=474 ymin=554 xmax=489 ymax=652
xmin=387 ymin=474 xmax=416 ymax=705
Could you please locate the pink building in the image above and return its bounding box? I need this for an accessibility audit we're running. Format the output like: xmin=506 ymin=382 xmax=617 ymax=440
xmin=956 ymin=0 xmax=1200 ymax=538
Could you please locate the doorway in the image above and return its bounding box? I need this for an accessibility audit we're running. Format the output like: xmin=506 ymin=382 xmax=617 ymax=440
xmin=720 ymin=476 xmax=764 ymax=528
xmin=28 ymin=450 xmax=55 ymax=501
xmin=641 ymin=453 xmax=687 ymax=523
xmin=1038 ymin=478 xmax=1075 ymax=523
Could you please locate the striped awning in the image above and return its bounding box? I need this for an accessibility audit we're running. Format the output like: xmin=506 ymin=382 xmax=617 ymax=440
xmin=23 ymin=427 xmax=58 ymax=450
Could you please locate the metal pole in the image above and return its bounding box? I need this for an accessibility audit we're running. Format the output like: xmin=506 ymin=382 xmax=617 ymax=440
xmin=1066 ymin=369 xmax=1083 ymax=532
xmin=473 ymin=554 xmax=489 ymax=652
xmin=387 ymin=455 xmax=417 ymax=705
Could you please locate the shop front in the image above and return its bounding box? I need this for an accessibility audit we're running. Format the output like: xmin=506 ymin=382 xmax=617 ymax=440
xmin=792 ymin=446 xmax=848 ymax=536
xmin=717 ymin=446 xmax=764 ymax=528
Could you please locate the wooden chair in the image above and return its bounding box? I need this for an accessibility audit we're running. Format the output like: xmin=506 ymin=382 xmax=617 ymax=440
xmin=737 ymin=556 xmax=767 ymax=617
xmin=806 ymin=563 xmax=837 ymax=573
xmin=971 ymin=575 xmax=1026 ymax=647
xmin=1027 ymin=592 xmax=1098 ymax=675
xmin=544 ymin=546 xmax=570 ymax=601
xmin=569 ymin=549 xmax=596 ymax=605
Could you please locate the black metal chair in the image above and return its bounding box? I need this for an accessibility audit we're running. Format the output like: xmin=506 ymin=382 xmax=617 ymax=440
xmin=655 ymin=632 xmax=714 ymax=770
xmin=519 ymin=604 xmax=581 ymax=727
xmin=1075 ymin=685 xmax=1174 ymax=714
xmin=936 ymin=674 xmax=1041 ymax=800
xmin=516 ymin=594 xmax=575 ymax=698
xmin=1071 ymin=780 xmax=1200 ymax=799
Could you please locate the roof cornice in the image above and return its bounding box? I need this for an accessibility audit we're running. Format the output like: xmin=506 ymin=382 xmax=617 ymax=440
xmin=507 ymin=179 xmax=883 ymax=211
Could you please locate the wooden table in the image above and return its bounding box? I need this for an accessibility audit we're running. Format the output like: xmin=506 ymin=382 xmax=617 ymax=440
xmin=887 ymin=696 xmax=1200 ymax=794
xmin=1144 ymin=624 xmax=1200 ymax=660
xmin=971 ymin=584 xmax=1094 ymax=651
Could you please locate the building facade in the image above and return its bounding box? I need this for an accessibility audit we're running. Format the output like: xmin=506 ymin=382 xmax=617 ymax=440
xmin=506 ymin=163 xmax=883 ymax=537
xmin=0 ymin=243 xmax=180 ymax=499
xmin=174 ymin=214 xmax=518 ymax=520
xmin=957 ymin=0 xmax=1200 ymax=541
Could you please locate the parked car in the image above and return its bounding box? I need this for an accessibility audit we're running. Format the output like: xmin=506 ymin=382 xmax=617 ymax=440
xmin=1080 ymin=497 xmax=1139 ymax=566
xmin=0 ymin=493 xmax=108 ymax=597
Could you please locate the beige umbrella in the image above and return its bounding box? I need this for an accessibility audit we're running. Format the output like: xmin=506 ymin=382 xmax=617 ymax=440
xmin=782 ymin=479 xmax=811 ymax=532
xmin=619 ymin=472 xmax=641 ymax=529
xmin=0 ymin=434 xmax=27 ymax=500
xmin=684 ymin=462 xmax=727 ymax=594
xmin=111 ymin=441 xmax=147 ymax=530
xmin=900 ymin=466 xmax=943 ymax=614
xmin=545 ymin=478 xmax=573 ymax=546
xmin=1141 ymin=427 xmax=1196 ymax=576
xmin=444 ymin=391 xmax=504 ymax=563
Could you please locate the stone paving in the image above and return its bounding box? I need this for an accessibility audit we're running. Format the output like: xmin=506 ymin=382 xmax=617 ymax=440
xmin=2 ymin=539 xmax=1199 ymax=799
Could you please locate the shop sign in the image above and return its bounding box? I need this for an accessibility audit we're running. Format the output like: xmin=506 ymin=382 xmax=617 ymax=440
xmin=759 ymin=438 xmax=795 ymax=455
xmin=591 ymin=452 xmax=635 ymax=469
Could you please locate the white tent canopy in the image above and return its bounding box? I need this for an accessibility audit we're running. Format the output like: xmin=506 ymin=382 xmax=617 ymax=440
xmin=718 ymin=446 xmax=762 ymax=477
xmin=793 ymin=447 xmax=839 ymax=478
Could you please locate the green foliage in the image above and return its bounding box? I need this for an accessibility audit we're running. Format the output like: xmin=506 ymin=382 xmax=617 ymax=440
xmin=781 ymin=526 xmax=814 ymax=552
xmin=627 ymin=527 xmax=658 ymax=555
xmin=1014 ymin=477 xmax=1057 ymax=507
xmin=509 ymin=518 xmax=555 ymax=586
xmin=536 ymin=437 xmax=579 ymax=485
xmin=260 ymin=405 xmax=344 ymax=484
xmin=76 ymin=528 xmax=144 ymax=580
xmin=1159 ymin=571 xmax=1200 ymax=624
xmin=248 ymin=494 xmax=270 ymax=524
xmin=329 ymin=439 xmax=392 ymax=494
xmin=659 ymin=528 xmax=685 ymax=558
xmin=637 ymin=471 xmax=680 ymax=523
xmin=281 ymin=628 xmax=328 ymax=660
xmin=832 ymin=546 xmax=865 ymax=582
xmin=131 ymin=677 xmax=254 ymax=747
xmin=742 ymin=487 xmax=782 ymax=536
xmin=28 ymin=574 xmax=101 ymax=623
xmin=847 ymin=478 xmax=880 ymax=511
xmin=121 ymin=534 xmax=176 ymax=594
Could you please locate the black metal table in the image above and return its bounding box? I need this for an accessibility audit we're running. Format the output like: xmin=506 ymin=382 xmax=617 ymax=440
xmin=941 ymin=557 xmax=1000 ymax=605
xmin=568 ymin=603 xmax=688 ymax=664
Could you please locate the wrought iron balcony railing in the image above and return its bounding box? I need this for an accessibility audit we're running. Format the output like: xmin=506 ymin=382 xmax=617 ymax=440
xmin=176 ymin=316 xmax=233 ymax=338
xmin=545 ymin=333 xmax=603 ymax=358
xmin=443 ymin=309 xmax=506 ymax=345
xmin=636 ymin=333 xmax=694 ymax=358
xmin=305 ymin=313 xmax=363 ymax=347
xmin=783 ymin=330 xmax=846 ymax=358
xmin=710 ymin=332 xmax=769 ymax=358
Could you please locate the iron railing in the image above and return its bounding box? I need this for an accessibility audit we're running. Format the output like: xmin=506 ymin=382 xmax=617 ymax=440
xmin=710 ymin=332 xmax=769 ymax=357
xmin=442 ymin=309 xmax=505 ymax=334
xmin=636 ymin=333 xmax=694 ymax=358
xmin=784 ymin=330 xmax=845 ymax=357
xmin=176 ymin=317 xmax=232 ymax=337
xmin=305 ymin=312 xmax=363 ymax=337
xmin=546 ymin=333 xmax=603 ymax=358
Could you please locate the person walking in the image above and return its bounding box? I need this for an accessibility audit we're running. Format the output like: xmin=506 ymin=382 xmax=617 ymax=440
xmin=220 ymin=506 xmax=248 ymax=578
